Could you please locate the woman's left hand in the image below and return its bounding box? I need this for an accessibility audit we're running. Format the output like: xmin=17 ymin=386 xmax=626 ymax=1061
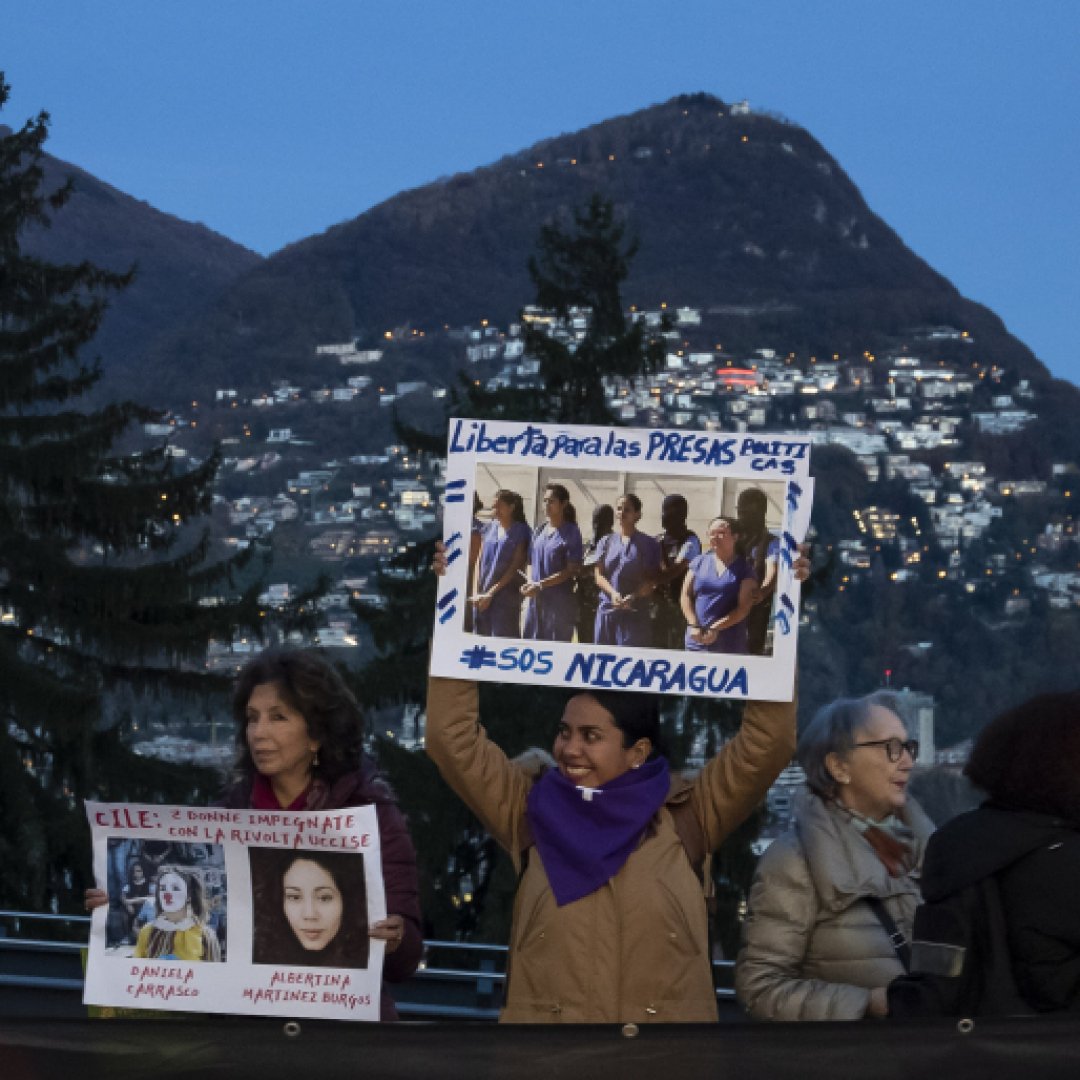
xmin=84 ymin=887 xmax=108 ymax=912
xmin=370 ymin=915 xmax=407 ymax=954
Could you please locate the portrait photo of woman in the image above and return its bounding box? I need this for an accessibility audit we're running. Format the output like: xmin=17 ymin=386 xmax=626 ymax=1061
xmin=250 ymin=847 xmax=370 ymax=969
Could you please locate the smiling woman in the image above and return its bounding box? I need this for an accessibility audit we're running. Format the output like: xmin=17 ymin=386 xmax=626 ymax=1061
xmin=425 ymin=675 xmax=796 ymax=1022
xmin=427 ymin=540 xmax=806 ymax=1023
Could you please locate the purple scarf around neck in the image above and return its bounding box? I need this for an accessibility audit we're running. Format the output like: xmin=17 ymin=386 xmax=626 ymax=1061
xmin=525 ymin=756 xmax=670 ymax=906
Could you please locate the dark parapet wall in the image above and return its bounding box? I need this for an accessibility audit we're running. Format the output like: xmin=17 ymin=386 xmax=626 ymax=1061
xmin=2 ymin=1014 xmax=1080 ymax=1080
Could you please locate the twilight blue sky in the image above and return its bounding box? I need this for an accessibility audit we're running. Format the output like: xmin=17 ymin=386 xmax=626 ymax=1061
xmin=6 ymin=1 xmax=1079 ymax=384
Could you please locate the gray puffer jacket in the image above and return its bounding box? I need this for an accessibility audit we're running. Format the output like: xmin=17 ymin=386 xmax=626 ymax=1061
xmin=735 ymin=791 xmax=934 ymax=1021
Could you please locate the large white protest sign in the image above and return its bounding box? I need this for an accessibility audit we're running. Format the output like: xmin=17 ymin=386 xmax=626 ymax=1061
xmin=430 ymin=418 xmax=813 ymax=701
xmin=84 ymin=801 xmax=386 ymax=1021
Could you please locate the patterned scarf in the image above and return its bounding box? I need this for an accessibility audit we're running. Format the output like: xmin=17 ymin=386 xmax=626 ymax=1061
xmin=840 ymin=804 xmax=917 ymax=878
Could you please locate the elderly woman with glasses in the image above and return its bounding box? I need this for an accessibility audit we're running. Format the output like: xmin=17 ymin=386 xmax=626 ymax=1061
xmin=735 ymin=692 xmax=934 ymax=1021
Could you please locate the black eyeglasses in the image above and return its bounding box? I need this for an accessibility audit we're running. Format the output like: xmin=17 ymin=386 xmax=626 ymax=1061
xmin=853 ymin=737 xmax=919 ymax=763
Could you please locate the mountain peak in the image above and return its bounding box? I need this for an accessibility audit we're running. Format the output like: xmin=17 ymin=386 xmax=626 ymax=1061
xmin=142 ymin=92 xmax=1041 ymax=399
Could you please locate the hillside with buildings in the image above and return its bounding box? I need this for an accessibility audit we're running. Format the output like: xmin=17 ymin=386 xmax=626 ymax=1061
xmin=133 ymin=292 xmax=1079 ymax=755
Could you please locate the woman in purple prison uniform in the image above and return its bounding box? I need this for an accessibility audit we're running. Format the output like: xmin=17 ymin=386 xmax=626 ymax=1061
xmin=521 ymin=484 xmax=584 ymax=641
xmin=681 ymin=515 xmax=756 ymax=654
xmin=472 ymin=489 xmax=530 ymax=638
xmin=593 ymin=493 xmax=662 ymax=646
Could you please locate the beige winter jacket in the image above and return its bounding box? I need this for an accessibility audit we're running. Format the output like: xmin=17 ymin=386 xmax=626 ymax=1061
xmin=425 ymin=675 xmax=797 ymax=1023
xmin=735 ymin=791 xmax=935 ymax=1021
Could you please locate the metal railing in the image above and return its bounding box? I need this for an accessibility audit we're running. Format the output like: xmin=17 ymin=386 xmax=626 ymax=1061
xmin=0 ymin=911 xmax=737 ymax=1020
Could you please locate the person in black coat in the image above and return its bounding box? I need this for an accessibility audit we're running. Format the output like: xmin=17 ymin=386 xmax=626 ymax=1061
xmin=911 ymin=690 xmax=1080 ymax=1013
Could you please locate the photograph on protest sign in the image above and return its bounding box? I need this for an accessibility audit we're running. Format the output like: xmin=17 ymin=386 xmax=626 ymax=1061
xmin=84 ymin=801 xmax=385 ymax=1021
xmin=431 ymin=418 xmax=813 ymax=702
xmin=102 ymin=838 xmax=227 ymax=961
xmin=249 ymin=847 xmax=370 ymax=969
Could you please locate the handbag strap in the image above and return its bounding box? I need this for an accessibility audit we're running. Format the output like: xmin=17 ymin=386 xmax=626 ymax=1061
xmin=866 ymin=896 xmax=912 ymax=972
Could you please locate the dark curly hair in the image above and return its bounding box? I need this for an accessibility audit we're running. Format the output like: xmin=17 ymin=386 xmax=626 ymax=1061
xmin=965 ymin=691 xmax=1080 ymax=824
xmin=232 ymin=648 xmax=365 ymax=784
xmin=249 ymin=847 xmax=369 ymax=969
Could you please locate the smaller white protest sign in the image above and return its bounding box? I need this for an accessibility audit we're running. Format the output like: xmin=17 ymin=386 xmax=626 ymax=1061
xmin=430 ymin=418 xmax=813 ymax=701
xmin=84 ymin=802 xmax=385 ymax=1021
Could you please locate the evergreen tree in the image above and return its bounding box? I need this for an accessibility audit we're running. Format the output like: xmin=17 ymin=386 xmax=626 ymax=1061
xmin=462 ymin=192 xmax=667 ymax=424
xmin=0 ymin=77 xmax=261 ymax=911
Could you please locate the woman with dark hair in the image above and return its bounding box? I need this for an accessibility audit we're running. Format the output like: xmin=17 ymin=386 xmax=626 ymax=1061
xmin=593 ymin=493 xmax=661 ymax=646
xmin=902 ymin=691 xmax=1080 ymax=1013
xmin=427 ymin=544 xmax=808 ymax=1023
xmin=521 ymin=484 xmax=583 ymax=642
xmin=681 ymin=516 xmax=755 ymax=654
xmin=134 ymin=866 xmax=223 ymax=962
xmin=89 ymin=649 xmax=423 ymax=1017
xmin=575 ymin=503 xmax=614 ymax=645
xmin=218 ymin=648 xmax=421 ymax=1016
xmin=473 ymin=488 xmax=530 ymax=637
xmin=735 ymin=692 xmax=932 ymax=1020
xmin=250 ymin=848 xmax=369 ymax=968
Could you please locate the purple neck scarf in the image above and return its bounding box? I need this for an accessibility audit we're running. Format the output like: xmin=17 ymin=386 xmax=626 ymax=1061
xmin=526 ymin=756 xmax=670 ymax=906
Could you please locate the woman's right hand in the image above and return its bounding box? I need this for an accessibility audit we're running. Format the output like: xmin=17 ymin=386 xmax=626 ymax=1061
xmin=433 ymin=541 xmax=448 ymax=576
xmin=84 ymin=888 xmax=108 ymax=913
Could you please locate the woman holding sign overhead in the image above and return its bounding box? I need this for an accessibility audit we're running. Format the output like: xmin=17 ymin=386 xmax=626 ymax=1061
xmin=428 ymin=543 xmax=808 ymax=1023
